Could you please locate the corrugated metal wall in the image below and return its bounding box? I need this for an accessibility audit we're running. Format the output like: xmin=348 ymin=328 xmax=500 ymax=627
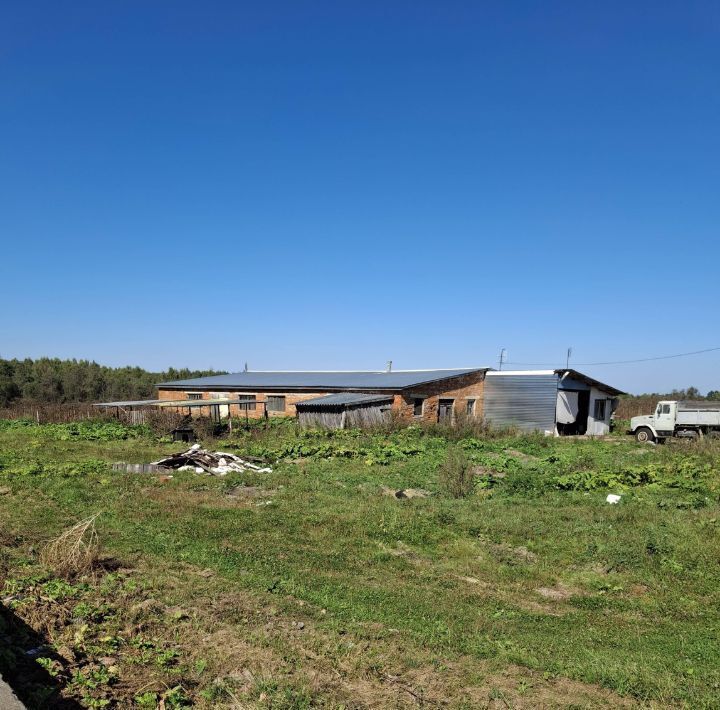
xmin=483 ymin=373 xmax=559 ymax=432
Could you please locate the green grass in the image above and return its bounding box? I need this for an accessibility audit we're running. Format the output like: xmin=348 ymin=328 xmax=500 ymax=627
xmin=1 ymin=419 xmax=720 ymax=707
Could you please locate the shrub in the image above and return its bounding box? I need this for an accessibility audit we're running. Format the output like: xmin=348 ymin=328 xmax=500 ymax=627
xmin=40 ymin=514 xmax=100 ymax=579
xmin=438 ymin=445 xmax=474 ymax=498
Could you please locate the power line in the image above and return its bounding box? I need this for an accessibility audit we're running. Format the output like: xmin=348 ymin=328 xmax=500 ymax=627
xmin=505 ymin=346 xmax=720 ymax=367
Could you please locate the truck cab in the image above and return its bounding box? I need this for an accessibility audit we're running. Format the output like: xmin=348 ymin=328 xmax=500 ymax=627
xmin=630 ymin=401 xmax=676 ymax=443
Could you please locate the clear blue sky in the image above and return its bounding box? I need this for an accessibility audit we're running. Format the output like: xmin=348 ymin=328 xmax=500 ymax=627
xmin=1 ymin=1 xmax=718 ymax=394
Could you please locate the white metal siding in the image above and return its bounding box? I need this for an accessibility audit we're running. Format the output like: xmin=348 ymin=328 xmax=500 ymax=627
xmin=587 ymin=387 xmax=611 ymax=435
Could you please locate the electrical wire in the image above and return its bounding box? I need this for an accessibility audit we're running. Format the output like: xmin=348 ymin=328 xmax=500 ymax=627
xmin=505 ymin=346 xmax=720 ymax=367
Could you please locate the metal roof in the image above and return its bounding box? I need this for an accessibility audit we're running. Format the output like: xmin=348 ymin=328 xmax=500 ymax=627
xmin=155 ymin=398 xmax=262 ymax=408
xmin=557 ymin=369 xmax=625 ymax=396
xmin=486 ymin=369 xmax=624 ymax=396
xmin=295 ymin=393 xmax=394 ymax=409
xmin=157 ymin=368 xmax=487 ymax=391
xmin=93 ymin=399 xmax=166 ymax=407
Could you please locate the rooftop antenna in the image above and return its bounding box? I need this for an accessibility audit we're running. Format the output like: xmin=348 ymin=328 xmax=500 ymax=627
xmin=498 ymin=348 xmax=506 ymax=371
xmin=565 ymin=347 xmax=572 ymax=370
xmin=386 ymin=360 xmax=393 ymax=373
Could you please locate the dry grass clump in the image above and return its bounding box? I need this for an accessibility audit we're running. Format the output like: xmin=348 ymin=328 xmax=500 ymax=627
xmin=40 ymin=514 xmax=100 ymax=578
xmin=438 ymin=445 xmax=474 ymax=498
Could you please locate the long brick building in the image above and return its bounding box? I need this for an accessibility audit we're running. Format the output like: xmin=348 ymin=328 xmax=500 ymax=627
xmin=156 ymin=368 xmax=489 ymax=423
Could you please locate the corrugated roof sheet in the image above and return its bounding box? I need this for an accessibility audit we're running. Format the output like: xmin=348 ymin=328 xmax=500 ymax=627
xmin=157 ymin=368 xmax=487 ymax=391
xmin=93 ymin=399 xmax=166 ymax=407
xmin=295 ymin=393 xmax=394 ymax=408
xmin=156 ymin=398 xmax=261 ymax=407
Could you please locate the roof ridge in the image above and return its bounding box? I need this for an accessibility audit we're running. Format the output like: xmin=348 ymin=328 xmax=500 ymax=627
xmin=239 ymin=367 xmax=486 ymax=373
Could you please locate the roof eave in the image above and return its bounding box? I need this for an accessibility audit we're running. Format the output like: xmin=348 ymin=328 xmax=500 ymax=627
xmin=556 ymin=369 xmax=625 ymax=396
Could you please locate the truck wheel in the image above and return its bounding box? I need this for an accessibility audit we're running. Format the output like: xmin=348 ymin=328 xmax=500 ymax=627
xmin=635 ymin=427 xmax=655 ymax=443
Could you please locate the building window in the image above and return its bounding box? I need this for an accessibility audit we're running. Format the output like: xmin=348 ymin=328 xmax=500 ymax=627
xmin=267 ymin=395 xmax=286 ymax=412
xmin=239 ymin=394 xmax=257 ymax=411
xmin=466 ymin=399 xmax=476 ymax=416
xmin=187 ymin=393 xmax=202 ymax=400
xmin=413 ymin=398 xmax=424 ymax=416
xmin=594 ymin=400 xmax=606 ymax=420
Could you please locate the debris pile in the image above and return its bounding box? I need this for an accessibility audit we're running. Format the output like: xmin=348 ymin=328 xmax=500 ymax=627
xmin=152 ymin=444 xmax=272 ymax=476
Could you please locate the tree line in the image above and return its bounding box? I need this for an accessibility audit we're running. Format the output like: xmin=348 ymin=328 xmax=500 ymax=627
xmin=616 ymin=387 xmax=720 ymax=419
xmin=0 ymin=357 xmax=226 ymax=406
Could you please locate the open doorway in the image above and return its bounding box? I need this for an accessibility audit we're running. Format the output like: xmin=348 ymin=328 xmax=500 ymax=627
xmin=556 ymin=390 xmax=590 ymax=435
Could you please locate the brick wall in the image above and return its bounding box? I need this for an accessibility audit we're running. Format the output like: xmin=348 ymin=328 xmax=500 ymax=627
xmin=394 ymin=370 xmax=486 ymax=423
xmin=157 ymin=388 xmax=339 ymax=419
xmin=157 ymin=370 xmax=486 ymax=423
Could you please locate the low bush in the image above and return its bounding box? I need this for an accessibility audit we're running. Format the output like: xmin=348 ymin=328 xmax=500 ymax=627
xmin=40 ymin=515 xmax=101 ymax=579
xmin=0 ymin=419 xmax=151 ymax=441
xmin=438 ymin=445 xmax=474 ymax=498
xmin=552 ymin=458 xmax=719 ymax=494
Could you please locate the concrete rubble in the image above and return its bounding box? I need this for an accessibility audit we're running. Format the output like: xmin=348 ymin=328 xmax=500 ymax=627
xmin=151 ymin=444 xmax=272 ymax=476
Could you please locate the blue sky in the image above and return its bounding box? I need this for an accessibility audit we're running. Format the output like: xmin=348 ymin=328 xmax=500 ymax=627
xmin=1 ymin=1 xmax=718 ymax=394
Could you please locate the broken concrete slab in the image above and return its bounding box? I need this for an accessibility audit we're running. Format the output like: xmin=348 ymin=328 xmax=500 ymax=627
xmin=151 ymin=445 xmax=272 ymax=476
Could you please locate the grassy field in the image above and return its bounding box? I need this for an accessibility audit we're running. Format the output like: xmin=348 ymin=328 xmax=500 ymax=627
xmin=1 ymin=419 xmax=719 ymax=708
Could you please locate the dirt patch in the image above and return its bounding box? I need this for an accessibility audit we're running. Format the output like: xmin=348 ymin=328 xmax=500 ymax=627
xmin=471 ymin=465 xmax=506 ymax=479
xmin=377 ymin=541 xmax=425 ymax=566
xmin=144 ymin=483 xmax=273 ymax=510
xmin=487 ymin=541 xmax=538 ymax=565
xmin=535 ymin=583 xmax=577 ymax=601
xmin=380 ymin=486 xmax=431 ymax=499
xmin=504 ymin=448 xmax=539 ymax=462
xmin=454 ymin=575 xmax=491 ymax=588
xmin=225 ymin=484 xmax=272 ymax=499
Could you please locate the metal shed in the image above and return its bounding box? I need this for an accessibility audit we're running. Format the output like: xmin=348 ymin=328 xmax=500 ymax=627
xmin=484 ymin=370 xmax=623 ymax=435
xmin=295 ymin=393 xmax=394 ymax=429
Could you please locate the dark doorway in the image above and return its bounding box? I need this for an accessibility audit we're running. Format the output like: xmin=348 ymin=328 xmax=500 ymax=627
xmin=438 ymin=399 xmax=454 ymax=423
xmin=576 ymin=391 xmax=590 ymax=434
xmin=557 ymin=389 xmax=591 ymax=435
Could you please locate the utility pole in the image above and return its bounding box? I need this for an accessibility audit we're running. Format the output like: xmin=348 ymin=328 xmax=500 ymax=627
xmin=498 ymin=348 xmax=506 ymax=371
xmin=565 ymin=347 xmax=572 ymax=369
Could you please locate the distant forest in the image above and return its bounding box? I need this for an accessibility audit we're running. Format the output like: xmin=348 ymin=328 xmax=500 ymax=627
xmin=0 ymin=357 xmax=226 ymax=406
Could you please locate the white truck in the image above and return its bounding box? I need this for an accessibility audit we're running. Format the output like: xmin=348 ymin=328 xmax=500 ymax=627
xmin=630 ymin=401 xmax=720 ymax=443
